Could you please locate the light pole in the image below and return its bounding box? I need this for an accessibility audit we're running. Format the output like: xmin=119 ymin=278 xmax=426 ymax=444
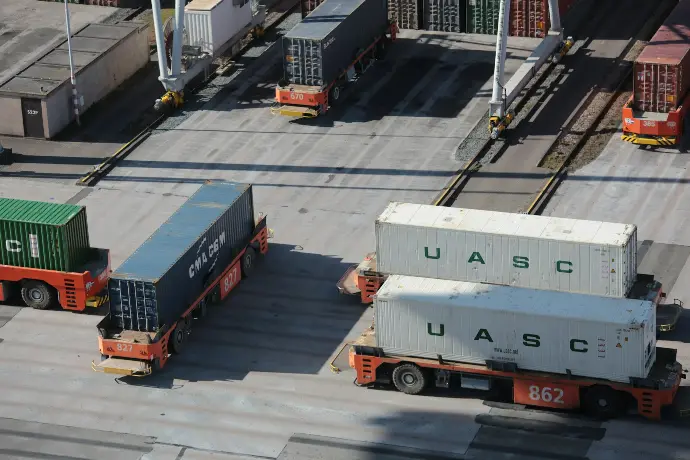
xmin=64 ymin=0 xmax=81 ymax=126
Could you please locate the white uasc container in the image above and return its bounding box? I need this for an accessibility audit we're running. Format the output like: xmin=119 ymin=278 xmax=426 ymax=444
xmin=374 ymin=275 xmax=657 ymax=383
xmin=375 ymin=202 xmax=638 ymax=298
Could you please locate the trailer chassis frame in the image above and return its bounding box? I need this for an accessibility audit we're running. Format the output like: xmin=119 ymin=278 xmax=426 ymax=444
xmin=350 ymin=344 xmax=686 ymax=421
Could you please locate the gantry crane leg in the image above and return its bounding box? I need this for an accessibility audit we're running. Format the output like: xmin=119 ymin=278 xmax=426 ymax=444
xmin=488 ymin=0 xmax=574 ymax=139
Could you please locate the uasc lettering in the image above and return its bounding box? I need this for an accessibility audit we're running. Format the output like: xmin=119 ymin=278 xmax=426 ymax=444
xmin=424 ymin=247 xmax=574 ymax=274
xmin=427 ymin=323 xmax=589 ymax=353
xmin=188 ymin=232 xmax=226 ymax=278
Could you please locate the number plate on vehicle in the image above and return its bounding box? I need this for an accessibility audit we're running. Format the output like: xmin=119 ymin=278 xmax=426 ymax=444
xmin=513 ymin=380 xmax=579 ymax=409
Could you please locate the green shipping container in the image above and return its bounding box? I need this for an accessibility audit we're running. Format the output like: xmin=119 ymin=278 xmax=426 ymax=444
xmin=466 ymin=0 xmax=501 ymax=34
xmin=0 ymin=198 xmax=91 ymax=272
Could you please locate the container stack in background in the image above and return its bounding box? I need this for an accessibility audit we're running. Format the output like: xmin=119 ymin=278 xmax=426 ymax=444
xmin=37 ymin=0 xmax=148 ymax=6
xmin=369 ymin=202 xmax=661 ymax=383
xmin=300 ymin=0 xmax=578 ymax=38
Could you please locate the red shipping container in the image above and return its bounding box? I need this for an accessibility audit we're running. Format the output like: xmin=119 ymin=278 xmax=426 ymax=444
xmin=633 ymin=0 xmax=690 ymax=113
xmin=509 ymin=0 xmax=577 ymax=38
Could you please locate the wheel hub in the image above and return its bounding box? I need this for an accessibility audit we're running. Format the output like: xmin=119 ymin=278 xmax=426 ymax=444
xmin=402 ymin=372 xmax=416 ymax=385
xmin=29 ymin=289 xmax=43 ymax=301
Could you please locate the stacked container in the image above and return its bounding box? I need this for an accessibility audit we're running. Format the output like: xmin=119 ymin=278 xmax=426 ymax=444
xmin=632 ymin=0 xmax=690 ymax=114
xmin=371 ymin=202 xmax=659 ymax=382
xmin=381 ymin=0 xmax=577 ymax=37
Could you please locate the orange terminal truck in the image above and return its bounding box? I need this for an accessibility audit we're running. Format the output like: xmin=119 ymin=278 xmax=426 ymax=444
xmin=0 ymin=198 xmax=110 ymax=311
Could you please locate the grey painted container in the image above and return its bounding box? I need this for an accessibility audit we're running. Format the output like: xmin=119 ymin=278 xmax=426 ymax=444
xmin=108 ymin=181 xmax=256 ymax=332
xmin=283 ymin=0 xmax=389 ymax=87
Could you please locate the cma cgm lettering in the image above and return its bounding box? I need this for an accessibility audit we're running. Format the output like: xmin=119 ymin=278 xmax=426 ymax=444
xmin=188 ymin=232 xmax=227 ymax=278
xmin=424 ymin=247 xmax=574 ymax=274
xmin=426 ymin=324 xmax=589 ymax=353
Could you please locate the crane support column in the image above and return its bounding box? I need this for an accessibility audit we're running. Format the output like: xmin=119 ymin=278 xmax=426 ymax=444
xmin=547 ymin=0 xmax=562 ymax=32
xmin=171 ymin=0 xmax=185 ymax=77
xmin=488 ymin=0 xmax=512 ymax=139
xmin=151 ymin=0 xmax=169 ymax=81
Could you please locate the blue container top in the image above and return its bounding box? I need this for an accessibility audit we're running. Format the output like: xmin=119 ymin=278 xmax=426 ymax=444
xmin=286 ymin=0 xmax=369 ymax=40
xmin=113 ymin=181 xmax=251 ymax=282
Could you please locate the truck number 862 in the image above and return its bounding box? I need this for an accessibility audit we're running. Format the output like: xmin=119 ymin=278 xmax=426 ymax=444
xmin=528 ymin=385 xmax=565 ymax=404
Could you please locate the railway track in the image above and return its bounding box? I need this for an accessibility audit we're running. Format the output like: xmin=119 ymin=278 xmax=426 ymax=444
xmin=432 ymin=0 xmax=678 ymax=214
xmin=77 ymin=0 xmax=300 ymax=187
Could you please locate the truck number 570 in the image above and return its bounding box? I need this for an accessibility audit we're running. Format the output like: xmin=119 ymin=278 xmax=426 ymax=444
xmin=290 ymin=93 xmax=304 ymax=100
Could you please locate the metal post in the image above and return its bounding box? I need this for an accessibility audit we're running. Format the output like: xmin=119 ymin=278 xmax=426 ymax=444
xmin=547 ymin=0 xmax=561 ymax=32
xmin=151 ymin=0 xmax=169 ymax=80
xmin=64 ymin=0 xmax=80 ymax=127
xmin=171 ymin=0 xmax=185 ymax=77
xmin=489 ymin=0 xmax=510 ymax=118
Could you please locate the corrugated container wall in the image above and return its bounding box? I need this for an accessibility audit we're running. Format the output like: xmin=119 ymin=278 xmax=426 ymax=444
xmin=283 ymin=0 xmax=389 ymax=87
xmin=632 ymin=0 xmax=690 ymax=113
xmin=185 ymin=0 xmax=253 ymax=56
xmin=468 ymin=0 xmax=577 ymax=37
xmin=375 ymin=203 xmax=638 ymax=298
xmin=108 ymin=181 xmax=256 ymax=332
xmin=375 ymin=275 xmax=657 ymax=383
xmin=389 ymin=0 xmax=423 ymax=30
xmin=0 ymin=198 xmax=91 ymax=272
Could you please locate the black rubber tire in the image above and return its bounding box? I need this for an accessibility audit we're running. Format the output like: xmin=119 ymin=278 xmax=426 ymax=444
xmin=169 ymin=325 xmax=186 ymax=354
xmin=329 ymin=85 xmax=341 ymax=105
xmin=583 ymin=385 xmax=624 ymax=420
xmin=392 ymin=363 xmax=427 ymax=395
xmin=241 ymin=247 xmax=256 ymax=278
xmin=20 ymin=280 xmax=55 ymax=310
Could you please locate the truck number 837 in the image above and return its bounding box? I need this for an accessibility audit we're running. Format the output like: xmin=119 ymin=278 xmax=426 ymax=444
xmin=528 ymin=385 xmax=564 ymax=404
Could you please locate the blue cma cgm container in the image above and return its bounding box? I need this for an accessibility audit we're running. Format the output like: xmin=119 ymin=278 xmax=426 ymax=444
xmin=109 ymin=181 xmax=256 ymax=332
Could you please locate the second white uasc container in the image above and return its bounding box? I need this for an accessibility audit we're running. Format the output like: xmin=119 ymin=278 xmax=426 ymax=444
xmin=374 ymin=275 xmax=657 ymax=383
xmin=375 ymin=202 xmax=638 ymax=298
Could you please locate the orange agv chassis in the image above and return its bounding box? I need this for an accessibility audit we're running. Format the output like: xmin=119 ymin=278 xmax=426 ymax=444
xmin=0 ymin=248 xmax=111 ymax=311
xmin=92 ymin=217 xmax=269 ymax=377
xmin=339 ymin=253 xmax=687 ymax=420
xmin=621 ymin=92 xmax=690 ymax=146
xmin=273 ymin=21 xmax=398 ymax=118
xmin=349 ymin=337 xmax=685 ymax=420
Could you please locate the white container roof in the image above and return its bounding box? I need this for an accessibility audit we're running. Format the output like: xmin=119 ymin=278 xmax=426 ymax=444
xmin=377 ymin=202 xmax=636 ymax=247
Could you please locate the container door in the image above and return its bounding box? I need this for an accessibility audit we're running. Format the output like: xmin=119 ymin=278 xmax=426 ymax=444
xmin=425 ymin=0 xmax=464 ymax=32
xmin=389 ymin=0 xmax=421 ymax=30
xmin=466 ymin=0 xmax=500 ymax=34
xmin=21 ymin=98 xmax=44 ymax=138
xmin=510 ymin=0 xmax=548 ymax=38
